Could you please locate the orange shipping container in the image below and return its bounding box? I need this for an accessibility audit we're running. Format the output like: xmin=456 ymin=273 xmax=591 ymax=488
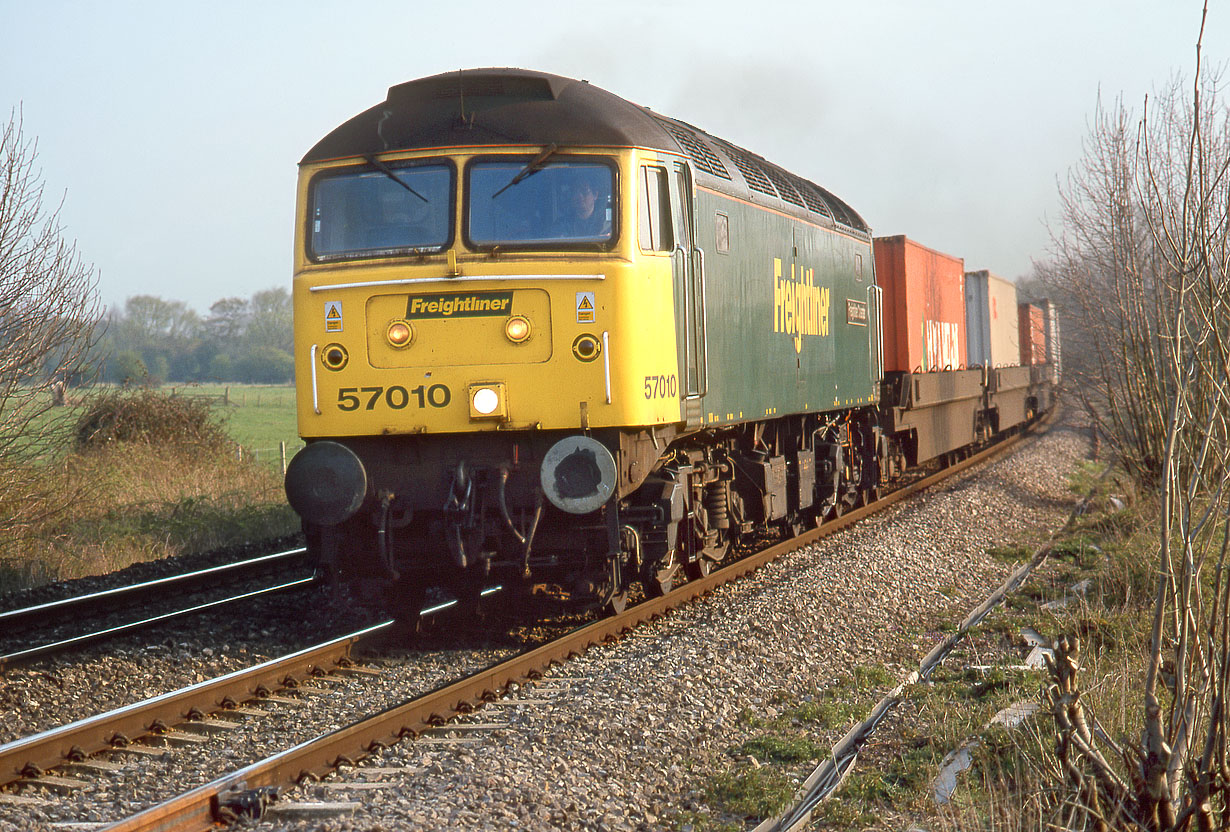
xmin=873 ymin=235 xmax=966 ymax=373
xmin=1018 ymin=303 xmax=1045 ymax=365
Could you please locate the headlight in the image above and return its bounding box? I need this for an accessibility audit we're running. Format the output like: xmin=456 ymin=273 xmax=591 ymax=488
xmin=386 ymin=320 xmax=414 ymax=348
xmin=472 ymin=387 xmax=499 ymax=414
xmin=504 ymin=315 xmax=531 ymax=343
xmin=468 ymin=383 xmax=507 ymax=419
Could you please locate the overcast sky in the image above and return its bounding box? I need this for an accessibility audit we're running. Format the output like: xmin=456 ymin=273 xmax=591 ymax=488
xmin=1 ymin=1 xmax=1223 ymax=313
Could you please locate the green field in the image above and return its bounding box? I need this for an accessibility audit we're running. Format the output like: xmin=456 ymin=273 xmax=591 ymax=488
xmin=26 ymin=382 xmax=302 ymax=462
xmin=166 ymin=383 xmax=303 ymax=468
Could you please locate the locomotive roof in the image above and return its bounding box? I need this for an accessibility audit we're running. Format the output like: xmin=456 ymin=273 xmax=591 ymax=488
xmin=302 ymin=68 xmax=869 ymax=236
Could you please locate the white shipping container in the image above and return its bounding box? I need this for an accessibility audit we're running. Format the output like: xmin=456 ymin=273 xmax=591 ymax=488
xmin=1038 ymin=298 xmax=1062 ymax=383
xmin=964 ymin=270 xmax=1019 ymax=367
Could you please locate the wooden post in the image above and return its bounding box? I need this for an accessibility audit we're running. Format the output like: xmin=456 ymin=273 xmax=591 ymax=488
xmin=280 ymin=441 xmax=287 ymax=475
xmin=225 ymin=386 xmax=230 ymax=406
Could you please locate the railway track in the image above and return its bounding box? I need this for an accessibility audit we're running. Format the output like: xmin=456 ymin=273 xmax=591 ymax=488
xmin=0 ymin=417 xmax=1051 ymax=830
xmin=0 ymin=548 xmax=315 ymax=671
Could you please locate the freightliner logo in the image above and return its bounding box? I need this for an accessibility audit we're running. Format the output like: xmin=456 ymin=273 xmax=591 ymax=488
xmin=773 ymin=258 xmax=830 ymax=354
xmin=405 ymin=291 xmax=513 ymax=319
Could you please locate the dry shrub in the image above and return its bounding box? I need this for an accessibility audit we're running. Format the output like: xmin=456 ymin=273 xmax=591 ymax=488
xmin=0 ymin=390 xmax=298 ymax=596
xmin=74 ymin=388 xmax=230 ymax=451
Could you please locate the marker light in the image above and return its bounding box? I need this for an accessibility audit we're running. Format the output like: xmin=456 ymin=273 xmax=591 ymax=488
xmin=572 ymin=334 xmax=601 ymax=362
xmin=504 ymin=315 xmax=531 ymax=343
xmin=321 ymin=343 xmax=349 ymax=370
xmin=472 ymin=387 xmax=500 ymax=415
xmin=386 ymin=320 xmax=414 ymax=348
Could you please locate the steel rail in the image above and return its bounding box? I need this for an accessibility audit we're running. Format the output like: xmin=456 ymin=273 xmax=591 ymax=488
xmin=0 ymin=622 xmax=392 ymax=789
xmin=100 ymin=417 xmax=1050 ymax=832
xmin=0 ymin=548 xmax=309 ymax=628
xmin=0 ymin=576 xmax=318 ymax=672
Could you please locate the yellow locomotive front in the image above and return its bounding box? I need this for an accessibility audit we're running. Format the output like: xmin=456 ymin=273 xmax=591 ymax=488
xmin=284 ymin=71 xmax=702 ymax=613
xmin=293 ymin=147 xmax=680 ymax=439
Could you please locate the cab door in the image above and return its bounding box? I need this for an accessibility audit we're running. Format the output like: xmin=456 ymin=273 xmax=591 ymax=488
xmin=669 ymin=162 xmax=707 ymax=426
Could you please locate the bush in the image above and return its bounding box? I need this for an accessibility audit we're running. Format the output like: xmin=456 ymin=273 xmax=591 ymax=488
xmin=107 ymin=350 xmax=148 ymax=384
xmin=0 ymin=437 xmax=298 ymax=595
xmin=75 ymin=388 xmax=230 ymax=450
xmin=234 ymin=346 xmax=294 ymax=384
xmin=208 ymin=353 xmax=234 ymax=381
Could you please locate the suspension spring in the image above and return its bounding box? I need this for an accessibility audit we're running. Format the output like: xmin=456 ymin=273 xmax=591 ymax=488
xmin=705 ymin=481 xmax=729 ymax=530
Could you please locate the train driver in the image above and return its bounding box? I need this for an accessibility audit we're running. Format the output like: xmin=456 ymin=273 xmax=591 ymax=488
xmin=556 ymin=173 xmax=611 ymax=239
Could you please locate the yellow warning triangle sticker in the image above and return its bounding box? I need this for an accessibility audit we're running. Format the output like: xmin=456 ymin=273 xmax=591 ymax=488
xmin=326 ymin=306 xmax=341 ymax=319
xmin=578 ymin=296 xmax=594 ymax=310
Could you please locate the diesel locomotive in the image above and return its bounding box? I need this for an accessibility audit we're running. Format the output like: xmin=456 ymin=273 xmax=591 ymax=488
xmin=283 ymin=68 xmax=1056 ymax=617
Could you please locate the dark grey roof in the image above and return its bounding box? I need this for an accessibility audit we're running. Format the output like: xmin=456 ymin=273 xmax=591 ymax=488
xmin=302 ymin=68 xmax=868 ymax=235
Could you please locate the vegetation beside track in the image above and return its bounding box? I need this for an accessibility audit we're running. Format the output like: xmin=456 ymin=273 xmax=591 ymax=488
xmin=670 ymin=459 xmax=1154 ymax=831
xmin=0 ymin=386 xmax=299 ymax=596
xmin=854 ymin=460 xmax=1150 ymax=830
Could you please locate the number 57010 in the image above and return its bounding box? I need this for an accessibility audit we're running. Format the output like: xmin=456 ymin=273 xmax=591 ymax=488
xmin=336 ymin=384 xmax=451 ymax=411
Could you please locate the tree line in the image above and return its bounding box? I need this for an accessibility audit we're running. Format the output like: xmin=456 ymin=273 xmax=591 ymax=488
xmin=99 ymin=288 xmax=293 ymax=385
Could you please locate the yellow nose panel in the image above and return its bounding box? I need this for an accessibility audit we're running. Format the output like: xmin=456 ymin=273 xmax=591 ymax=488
xmin=366 ymin=288 xmax=553 ymax=367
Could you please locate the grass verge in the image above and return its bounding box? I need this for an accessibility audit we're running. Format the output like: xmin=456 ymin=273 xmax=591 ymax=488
xmin=670 ymin=458 xmax=1155 ymax=830
xmin=0 ymin=388 xmax=299 ymax=596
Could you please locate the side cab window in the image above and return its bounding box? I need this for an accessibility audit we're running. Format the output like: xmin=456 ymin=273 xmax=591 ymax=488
xmin=638 ymin=165 xmax=674 ymax=252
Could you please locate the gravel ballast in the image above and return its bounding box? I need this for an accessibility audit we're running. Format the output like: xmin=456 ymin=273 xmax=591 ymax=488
xmin=0 ymin=416 xmax=1089 ymax=831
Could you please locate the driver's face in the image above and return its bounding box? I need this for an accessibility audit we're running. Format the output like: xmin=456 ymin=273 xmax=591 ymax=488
xmin=572 ymin=183 xmax=597 ymax=218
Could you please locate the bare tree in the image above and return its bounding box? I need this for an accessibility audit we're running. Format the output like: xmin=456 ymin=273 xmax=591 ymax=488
xmin=1040 ymin=5 xmax=1230 ymax=829
xmin=0 ymin=108 xmax=102 ymax=545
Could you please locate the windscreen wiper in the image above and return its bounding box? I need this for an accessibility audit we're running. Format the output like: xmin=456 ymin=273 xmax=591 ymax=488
xmin=363 ymin=155 xmax=429 ymax=203
xmin=492 ymin=144 xmax=558 ymax=198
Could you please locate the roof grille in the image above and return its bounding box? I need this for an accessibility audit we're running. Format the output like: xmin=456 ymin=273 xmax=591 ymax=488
xmin=792 ymin=178 xmax=835 ymax=219
xmin=652 ymin=116 xmax=867 ymax=233
xmin=762 ymin=165 xmax=807 ymax=209
xmin=812 ymin=184 xmax=865 ymax=230
xmin=656 ymin=119 xmax=732 ymax=180
xmin=715 ymin=142 xmax=778 ymax=198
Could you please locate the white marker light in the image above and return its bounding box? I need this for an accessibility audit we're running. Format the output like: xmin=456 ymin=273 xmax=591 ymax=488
xmin=472 ymin=387 xmax=500 ymax=415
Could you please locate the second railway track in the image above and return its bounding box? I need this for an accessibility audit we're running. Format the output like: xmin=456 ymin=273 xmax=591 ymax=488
xmin=0 ymin=548 xmax=316 ymax=671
